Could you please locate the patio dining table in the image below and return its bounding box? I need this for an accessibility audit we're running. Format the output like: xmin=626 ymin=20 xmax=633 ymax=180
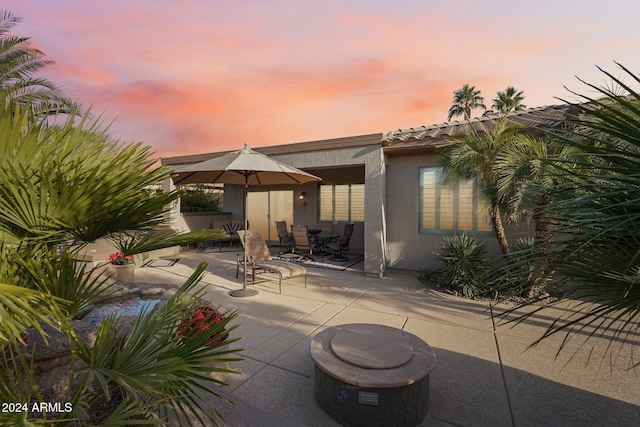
xmin=310 ymin=231 xmax=341 ymax=256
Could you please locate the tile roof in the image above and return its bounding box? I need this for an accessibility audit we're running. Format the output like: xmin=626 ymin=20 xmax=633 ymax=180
xmin=162 ymin=133 xmax=382 ymax=167
xmin=382 ymin=104 xmax=581 ymax=150
xmin=162 ymin=103 xmax=583 ymax=166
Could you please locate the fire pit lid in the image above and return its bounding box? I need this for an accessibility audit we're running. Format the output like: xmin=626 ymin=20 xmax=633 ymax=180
xmin=330 ymin=327 xmax=414 ymax=369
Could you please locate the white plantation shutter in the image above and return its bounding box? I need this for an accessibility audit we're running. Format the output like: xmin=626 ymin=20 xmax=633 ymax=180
xmin=319 ymin=184 xmax=365 ymax=222
xmin=420 ymin=168 xmax=493 ymax=234
xmin=334 ymin=185 xmax=350 ymax=221
xmin=319 ymin=185 xmax=333 ymax=220
xmin=350 ymin=184 xmax=365 ymax=222
xmin=421 ymin=170 xmax=436 ymax=229
xmin=457 ymin=179 xmax=475 ymax=230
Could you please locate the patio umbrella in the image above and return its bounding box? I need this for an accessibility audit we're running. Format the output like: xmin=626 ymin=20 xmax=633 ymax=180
xmin=173 ymin=143 xmax=321 ymax=297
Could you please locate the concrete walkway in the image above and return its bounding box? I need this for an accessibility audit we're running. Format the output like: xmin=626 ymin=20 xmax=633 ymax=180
xmin=135 ymin=249 xmax=639 ymax=426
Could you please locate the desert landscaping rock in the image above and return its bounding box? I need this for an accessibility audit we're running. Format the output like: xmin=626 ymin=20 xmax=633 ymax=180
xmin=23 ymin=320 xmax=100 ymax=361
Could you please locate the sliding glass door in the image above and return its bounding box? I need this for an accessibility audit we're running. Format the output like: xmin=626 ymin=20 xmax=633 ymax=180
xmin=247 ymin=190 xmax=293 ymax=241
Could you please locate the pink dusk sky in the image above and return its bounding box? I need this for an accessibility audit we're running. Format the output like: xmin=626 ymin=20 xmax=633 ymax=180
xmin=4 ymin=0 xmax=640 ymax=159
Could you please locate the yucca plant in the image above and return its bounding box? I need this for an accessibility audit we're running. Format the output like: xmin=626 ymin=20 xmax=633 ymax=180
xmin=436 ymin=233 xmax=490 ymax=298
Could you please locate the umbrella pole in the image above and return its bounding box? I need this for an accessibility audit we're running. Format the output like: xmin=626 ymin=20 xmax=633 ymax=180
xmin=230 ymin=179 xmax=258 ymax=297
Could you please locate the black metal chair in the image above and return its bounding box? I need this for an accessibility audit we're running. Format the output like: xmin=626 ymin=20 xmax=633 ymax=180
xmin=326 ymin=223 xmax=354 ymax=261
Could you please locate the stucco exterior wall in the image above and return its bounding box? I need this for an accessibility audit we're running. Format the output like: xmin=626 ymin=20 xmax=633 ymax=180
xmin=276 ymin=144 xmax=386 ymax=276
xmin=181 ymin=212 xmax=233 ymax=231
xmin=385 ymin=153 xmax=532 ymax=273
xmin=165 ymin=136 xmax=537 ymax=277
xmin=220 ymin=141 xmax=386 ymax=276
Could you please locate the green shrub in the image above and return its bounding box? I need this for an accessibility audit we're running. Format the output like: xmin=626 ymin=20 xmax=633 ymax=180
xmin=180 ymin=185 xmax=222 ymax=211
xmin=436 ymin=234 xmax=490 ymax=298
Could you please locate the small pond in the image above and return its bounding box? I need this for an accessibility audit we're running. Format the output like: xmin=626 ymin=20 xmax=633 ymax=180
xmin=82 ymin=297 xmax=162 ymax=324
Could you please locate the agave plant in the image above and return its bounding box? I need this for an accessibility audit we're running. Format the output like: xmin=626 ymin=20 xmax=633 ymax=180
xmin=436 ymin=233 xmax=490 ymax=298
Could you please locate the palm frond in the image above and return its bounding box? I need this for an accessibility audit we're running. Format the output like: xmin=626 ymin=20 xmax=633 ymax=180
xmin=0 ymin=283 xmax=64 ymax=343
xmin=107 ymin=228 xmax=225 ymax=256
xmin=500 ymin=63 xmax=640 ymax=365
xmin=71 ymin=263 xmax=242 ymax=425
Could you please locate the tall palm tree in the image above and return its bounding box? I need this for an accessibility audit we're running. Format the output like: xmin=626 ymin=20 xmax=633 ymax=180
xmin=438 ymin=118 xmax=522 ymax=255
xmin=447 ymin=84 xmax=487 ymax=120
xmin=492 ymin=86 xmax=526 ymax=115
xmin=505 ymin=62 xmax=640 ymax=363
xmin=496 ymin=134 xmax=577 ymax=296
xmin=0 ymin=10 xmax=73 ymax=112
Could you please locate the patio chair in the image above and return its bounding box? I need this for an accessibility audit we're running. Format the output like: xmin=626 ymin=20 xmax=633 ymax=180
xmin=212 ymin=220 xmax=246 ymax=251
xmin=326 ymin=223 xmax=354 ymax=261
xmin=292 ymin=225 xmax=317 ymax=257
xmin=236 ymin=230 xmax=307 ymax=294
xmin=275 ymin=220 xmax=294 ymax=249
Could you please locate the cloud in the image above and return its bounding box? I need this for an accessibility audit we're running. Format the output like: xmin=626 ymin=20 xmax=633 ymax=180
xmin=5 ymin=0 xmax=640 ymax=158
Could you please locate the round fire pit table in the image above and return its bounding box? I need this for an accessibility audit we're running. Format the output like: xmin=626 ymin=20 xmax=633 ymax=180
xmin=310 ymin=323 xmax=436 ymax=427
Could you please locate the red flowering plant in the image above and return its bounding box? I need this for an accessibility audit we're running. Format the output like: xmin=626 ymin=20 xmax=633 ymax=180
xmin=177 ymin=305 xmax=229 ymax=346
xmin=109 ymin=251 xmax=134 ymax=265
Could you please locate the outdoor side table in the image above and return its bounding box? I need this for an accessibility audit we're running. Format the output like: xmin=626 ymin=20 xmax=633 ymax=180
xmin=310 ymin=323 xmax=436 ymax=427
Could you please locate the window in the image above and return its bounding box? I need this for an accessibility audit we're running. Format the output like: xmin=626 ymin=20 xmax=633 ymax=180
xmin=420 ymin=168 xmax=492 ymax=234
xmin=319 ymin=184 xmax=364 ymax=222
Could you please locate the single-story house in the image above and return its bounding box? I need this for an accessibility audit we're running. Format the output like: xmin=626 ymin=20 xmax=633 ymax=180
xmin=161 ymin=103 xmax=576 ymax=277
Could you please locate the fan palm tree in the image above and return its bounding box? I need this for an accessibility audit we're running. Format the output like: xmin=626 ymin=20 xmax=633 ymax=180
xmin=0 ymin=102 xmax=220 ymax=248
xmin=496 ymin=134 xmax=578 ymax=296
xmin=447 ymin=84 xmax=487 ymax=120
xmin=0 ymin=101 xmax=224 ymax=313
xmin=0 ymin=10 xmax=74 ymax=113
xmin=0 ymin=100 xmax=234 ymax=424
xmin=438 ymin=118 xmax=522 ymax=255
xmin=492 ymin=86 xmax=526 ymax=115
xmin=504 ymin=62 xmax=640 ymax=364
xmin=69 ymin=263 xmax=241 ymax=426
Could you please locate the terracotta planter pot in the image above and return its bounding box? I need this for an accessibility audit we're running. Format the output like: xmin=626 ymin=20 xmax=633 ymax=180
xmin=112 ymin=264 xmax=135 ymax=282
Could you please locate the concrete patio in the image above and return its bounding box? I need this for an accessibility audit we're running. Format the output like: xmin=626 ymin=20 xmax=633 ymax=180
xmin=134 ymin=248 xmax=640 ymax=426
